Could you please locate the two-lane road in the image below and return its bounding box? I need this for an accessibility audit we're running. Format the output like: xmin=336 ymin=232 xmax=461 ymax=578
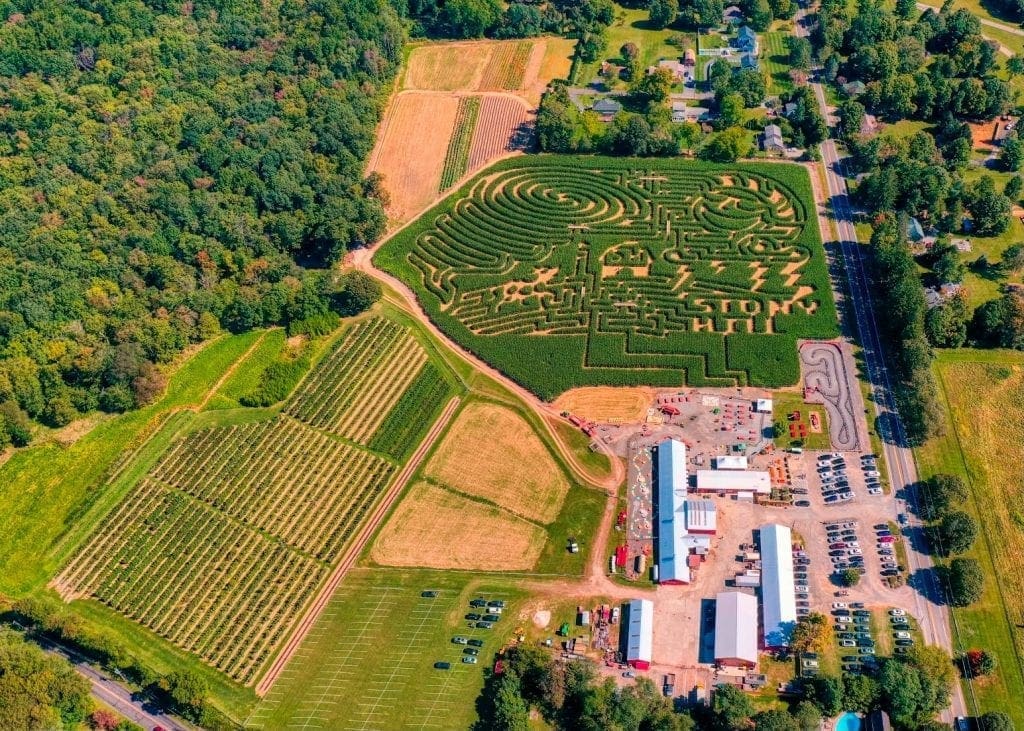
xmin=794 ymin=8 xmax=969 ymax=721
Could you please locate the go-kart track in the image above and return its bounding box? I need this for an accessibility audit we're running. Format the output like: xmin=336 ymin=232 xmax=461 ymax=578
xmin=799 ymin=340 xmax=866 ymax=452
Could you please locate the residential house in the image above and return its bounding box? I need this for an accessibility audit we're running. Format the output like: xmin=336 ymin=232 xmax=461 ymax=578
xmin=740 ymin=53 xmax=759 ymax=70
xmin=782 ymin=102 xmax=797 ymax=117
xmin=672 ymin=102 xmax=711 ymax=123
xmin=906 ymin=216 xmax=925 ymax=242
xmin=592 ymin=98 xmax=622 ymax=121
xmin=736 ymin=26 xmax=758 ymax=55
xmin=762 ymin=124 xmax=785 ymax=154
xmin=993 ymin=120 xmax=1015 ymax=146
xmin=842 ymin=80 xmax=866 ymax=97
xmin=723 ymin=5 xmax=745 ymax=24
xmin=649 ymin=58 xmax=686 ymax=81
xmin=860 ymin=113 xmax=880 ymax=138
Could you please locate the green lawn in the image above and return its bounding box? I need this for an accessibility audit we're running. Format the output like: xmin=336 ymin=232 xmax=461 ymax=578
xmin=248 ymin=569 xmax=528 ymax=731
xmin=770 ymin=390 xmax=831 ymax=450
xmin=914 ymin=350 xmax=1024 ymax=725
xmin=0 ymin=330 xmax=263 ymax=596
xmin=579 ymin=3 xmax=695 ymax=86
xmin=762 ymin=31 xmax=794 ymax=95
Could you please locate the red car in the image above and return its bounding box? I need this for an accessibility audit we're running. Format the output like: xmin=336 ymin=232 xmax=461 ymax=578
xmin=878 ymin=536 xmax=895 ymax=544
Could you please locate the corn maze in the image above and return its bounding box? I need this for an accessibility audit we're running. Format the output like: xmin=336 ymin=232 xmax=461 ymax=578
xmin=59 ymin=316 xmax=453 ymax=684
xmin=375 ymin=156 xmax=838 ymax=399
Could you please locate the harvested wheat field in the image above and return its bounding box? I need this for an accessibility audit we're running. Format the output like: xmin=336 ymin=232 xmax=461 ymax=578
xmin=367 ymin=92 xmax=461 ymax=223
xmin=424 ymin=402 xmax=569 ymax=523
xmin=554 ymin=387 xmax=656 ymax=423
xmin=468 ymin=96 xmax=534 ymax=170
xmin=403 ymin=38 xmax=574 ymax=102
xmin=370 ymin=481 xmax=545 ymax=570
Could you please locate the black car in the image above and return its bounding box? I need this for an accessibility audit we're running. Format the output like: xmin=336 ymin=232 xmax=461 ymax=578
xmin=841 ymin=655 xmax=860 ymax=663
xmin=484 ymin=613 xmax=501 ymax=622
xmin=829 ymin=549 xmax=846 ymax=557
xmin=470 ymin=599 xmax=488 ymax=607
xmin=853 ymin=610 xmax=871 ymax=616
xmin=857 ymin=639 xmax=874 ymax=647
xmin=487 ymin=600 xmax=506 ymax=608
xmin=476 ymin=621 xmax=494 ymax=629
xmin=795 ymin=500 xmax=811 ymax=507
xmin=466 ymin=613 xmax=482 ymax=621
xmin=464 ymin=648 xmax=480 ymax=656
xmin=468 ymin=639 xmax=484 ymax=647
xmin=434 ymin=661 xmax=451 ymax=670
xmin=881 ymin=569 xmax=899 ymax=576
xmin=421 ymin=590 xmax=439 ymax=598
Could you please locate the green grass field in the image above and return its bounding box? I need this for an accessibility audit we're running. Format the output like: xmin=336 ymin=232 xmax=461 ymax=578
xmin=248 ymin=569 xmax=527 ymax=730
xmin=770 ymin=389 xmax=830 ymax=450
xmin=204 ymin=329 xmax=286 ymax=410
xmin=915 ymin=350 xmax=1024 ymax=725
xmin=0 ymin=331 xmax=265 ymax=596
xmin=762 ymin=31 xmax=794 ymax=94
xmin=375 ymin=155 xmax=838 ymax=399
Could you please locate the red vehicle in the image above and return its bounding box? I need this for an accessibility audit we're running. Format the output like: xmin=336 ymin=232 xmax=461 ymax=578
xmin=659 ymin=405 xmax=680 ymax=416
xmin=878 ymin=536 xmax=896 ymax=544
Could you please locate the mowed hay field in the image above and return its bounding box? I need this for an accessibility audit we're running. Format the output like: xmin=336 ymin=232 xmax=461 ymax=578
xmin=371 ymin=37 xmax=574 ymax=225
xmin=928 ymin=357 xmax=1024 ymax=720
xmin=370 ymin=481 xmax=545 ymax=570
xmin=367 ymin=92 xmax=461 ymax=223
xmin=553 ymin=386 xmax=656 ymax=423
xmin=401 ymin=37 xmax=574 ymax=102
xmin=424 ymin=401 xmax=570 ymax=523
xmin=57 ymin=315 xmax=455 ymax=684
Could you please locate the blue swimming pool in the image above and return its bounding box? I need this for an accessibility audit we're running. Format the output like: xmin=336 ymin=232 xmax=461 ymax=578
xmin=836 ymin=712 xmax=862 ymax=731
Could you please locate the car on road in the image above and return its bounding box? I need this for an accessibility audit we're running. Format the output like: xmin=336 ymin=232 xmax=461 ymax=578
xmin=452 ymin=636 xmax=469 ymax=645
xmin=434 ymin=661 xmax=451 ymax=670
xmin=462 ymin=656 xmax=478 ymax=664
xmin=795 ymin=500 xmax=811 ymax=507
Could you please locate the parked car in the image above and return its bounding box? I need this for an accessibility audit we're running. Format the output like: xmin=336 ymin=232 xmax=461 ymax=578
xmin=468 ymin=639 xmax=484 ymax=647
xmin=894 ymin=631 xmax=911 ymax=639
xmin=470 ymin=599 xmax=488 ymax=607
xmin=889 ymin=609 xmax=906 ymax=616
xmin=434 ymin=661 xmax=451 ymax=670
xmin=452 ymin=636 xmax=469 ymax=645
xmin=832 ymin=602 xmax=848 ymax=609
xmin=825 ymin=495 xmax=840 ymax=503
xmin=895 ymin=639 xmax=914 ymax=647
xmin=858 ymin=647 xmax=876 ymax=655
xmin=465 ymin=613 xmax=482 ymax=621
xmin=795 ymin=500 xmax=811 ymax=507
xmin=487 ymin=600 xmax=506 ymax=608
xmin=462 ymin=656 xmax=478 ymax=664
xmin=476 ymin=621 xmax=494 ymax=629
xmin=840 ymin=639 xmax=856 ymax=647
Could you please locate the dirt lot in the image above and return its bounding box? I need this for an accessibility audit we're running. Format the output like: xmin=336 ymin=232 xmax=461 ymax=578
xmin=554 ymin=387 xmax=656 ymax=423
xmin=424 ymin=401 xmax=569 ymax=523
xmin=366 ymin=91 xmax=461 ymax=223
xmin=370 ymin=481 xmax=545 ymax=570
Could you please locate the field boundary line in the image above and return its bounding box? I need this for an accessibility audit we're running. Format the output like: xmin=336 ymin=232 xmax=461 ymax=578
xmin=253 ymin=397 xmax=461 ymax=696
xmin=197 ymin=330 xmax=269 ymax=410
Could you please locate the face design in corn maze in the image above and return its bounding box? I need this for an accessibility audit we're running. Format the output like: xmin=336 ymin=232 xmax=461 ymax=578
xmin=409 ymin=165 xmax=819 ymax=338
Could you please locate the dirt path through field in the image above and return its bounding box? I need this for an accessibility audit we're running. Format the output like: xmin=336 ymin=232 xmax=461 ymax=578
xmin=355 ymin=250 xmax=624 ymax=493
xmin=254 ymin=397 xmax=461 ymax=696
xmin=196 ymin=330 xmax=268 ymax=411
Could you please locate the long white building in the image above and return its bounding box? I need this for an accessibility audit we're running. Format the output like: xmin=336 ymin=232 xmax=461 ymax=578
xmin=759 ymin=523 xmax=797 ymax=648
xmin=714 ymin=591 xmax=759 ymax=668
xmin=656 ymin=439 xmax=691 ymax=584
xmin=621 ymin=599 xmax=654 ymax=669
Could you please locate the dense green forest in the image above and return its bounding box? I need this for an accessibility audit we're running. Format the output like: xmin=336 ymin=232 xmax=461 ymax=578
xmin=0 ymin=0 xmax=401 ymax=441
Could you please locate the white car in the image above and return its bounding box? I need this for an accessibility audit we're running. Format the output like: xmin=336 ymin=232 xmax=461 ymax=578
xmin=795 ymin=586 xmax=809 ymax=593
xmin=848 ymin=548 xmax=863 ymax=555
xmin=868 ymin=487 xmax=883 ymax=495
xmin=835 ymin=615 xmax=852 ymax=623
xmin=895 ymin=631 xmax=911 ymax=639
xmin=864 ymin=470 xmax=881 ymax=477
xmin=840 ymin=640 xmax=855 ymax=647
xmin=832 ymin=602 xmax=848 ymax=609
xmin=889 ymin=608 xmax=906 ymax=617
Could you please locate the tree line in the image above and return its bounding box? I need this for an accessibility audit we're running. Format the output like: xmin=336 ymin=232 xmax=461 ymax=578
xmin=0 ymin=0 xmax=397 ymax=441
